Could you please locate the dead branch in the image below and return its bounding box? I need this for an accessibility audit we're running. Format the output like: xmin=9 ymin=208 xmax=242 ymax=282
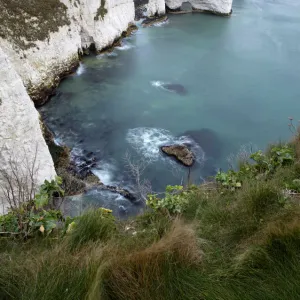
xmin=123 ymin=151 xmax=153 ymax=201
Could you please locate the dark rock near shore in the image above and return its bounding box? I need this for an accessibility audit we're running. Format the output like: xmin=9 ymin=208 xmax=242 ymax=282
xmin=92 ymin=185 xmax=136 ymax=202
xmin=142 ymin=15 xmax=168 ymax=27
xmin=122 ymin=24 xmax=138 ymax=37
xmin=30 ymin=61 xmax=79 ymax=107
xmin=161 ymin=144 xmax=195 ymax=167
xmin=69 ymin=150 xmax=98 ymax=179
xmin=162 ymin=83 xmax=187 ymax=95
xmin=134 ymin=0 xmax=149 ymax=20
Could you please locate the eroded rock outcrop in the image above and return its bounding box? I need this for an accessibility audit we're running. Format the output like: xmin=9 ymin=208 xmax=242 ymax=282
xmin=166 ymin=0 xmax=232 ymax=15
xmin=134 ymin=0 xmax=165 ymax=20
xmin=161 ymin=144 xmax=195 ymax=167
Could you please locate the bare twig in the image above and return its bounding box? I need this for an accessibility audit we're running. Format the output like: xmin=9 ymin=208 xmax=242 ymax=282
xmin=0 ymin=144 xmax=40 ymax=211
xmin=123 ymin=151 xmax=153 ymax=201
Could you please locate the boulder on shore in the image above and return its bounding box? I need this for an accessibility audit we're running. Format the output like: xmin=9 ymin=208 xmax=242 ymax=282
xmin=161 ymin=144 xmax=194 ymax=167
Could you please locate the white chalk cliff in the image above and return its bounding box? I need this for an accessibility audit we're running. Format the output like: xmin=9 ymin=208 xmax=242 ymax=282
xmin=0 ymin=48 xmax=57 ymax=214
xmin=0 ymin=0 xmax=232 ymax=213
xmin=165 ymin=0 xmax=232 ymax=14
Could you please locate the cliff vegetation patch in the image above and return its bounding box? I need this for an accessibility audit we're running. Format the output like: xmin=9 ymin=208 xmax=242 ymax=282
xmin=94 ymin=0 xmax=108 ymax=21
xmin=0 ymin=0 xmax=70 ymax=50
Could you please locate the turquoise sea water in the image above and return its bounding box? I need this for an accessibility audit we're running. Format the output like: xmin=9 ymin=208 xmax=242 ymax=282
xmin=40 ymin=0 xmax=300 ymax=216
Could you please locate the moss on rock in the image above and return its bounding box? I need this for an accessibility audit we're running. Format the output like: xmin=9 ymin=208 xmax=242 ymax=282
xmin=0 ymin=0 xmax=70 ymax=50
xmin=94 ymin=0 xmax=108 ymax=21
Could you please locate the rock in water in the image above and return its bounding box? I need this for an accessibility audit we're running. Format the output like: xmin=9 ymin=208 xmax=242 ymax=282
xmin=161 ymin=144 xmax=194 ymax=167
xmin=182 ymin=128 xmax=222 ymax=159
xmin=142 ymin=15 xmax=168 ymax=27
xmin=162 ymin=83 xmax=187 ymax=95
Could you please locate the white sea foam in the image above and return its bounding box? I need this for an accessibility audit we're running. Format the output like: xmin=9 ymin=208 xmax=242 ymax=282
xmin=150 ymin=81 xmax=174 ymax=93
xmin=92 ymin=162 xmax=116 ymax=185
xmin=154 ymin=19 xmax=170 ymax=27
xmin=76 ymin=63 xmax=86 ymax=75
xmin=126 ymin=127 xmax=205 ymax=164
xmin=151 ymin=80 xmax=165 ymax=88
xmin=53 ymin=137 xmax=63 ymax=146
xmin=107 ymin=52 xmax=118 ymax=57
xmin=116 ymin=43 xmax=134 ymax=51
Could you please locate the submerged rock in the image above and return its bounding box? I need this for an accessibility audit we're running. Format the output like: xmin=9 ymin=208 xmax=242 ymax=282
xmin=98 ymin=185 xmax=137 ymax=202
xmin=161 ymin=144 xmax=195 ymax=167
xmin=142 ymin=15 xmax=168 ymax=27
xmin=162 ymin=83 xmax=187 ymax=95
xmin=181 ymin=128 xmax=222 ymax=159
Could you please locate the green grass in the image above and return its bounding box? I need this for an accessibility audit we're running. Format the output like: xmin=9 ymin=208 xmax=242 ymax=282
xmin=1 ymin=140 xmax=300 ymax=299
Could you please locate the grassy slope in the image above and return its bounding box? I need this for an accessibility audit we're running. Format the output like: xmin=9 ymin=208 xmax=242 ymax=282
xmin=1 ymin=138 xmax=300 ymax=300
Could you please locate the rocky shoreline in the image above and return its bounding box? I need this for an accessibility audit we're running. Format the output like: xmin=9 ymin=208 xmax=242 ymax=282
xmin=31 ymin=23 xmax=139 ymax=108
xmin=42 ymin=122 xmax=137 ymax=202
xmin=166 ymin=6 xmax=232 ymax=16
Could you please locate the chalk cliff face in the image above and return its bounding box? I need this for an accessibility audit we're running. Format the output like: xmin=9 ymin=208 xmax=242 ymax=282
xmin=134 ymin=0 xmax=166 ymax=19
xmin=165 ymin=0 xmax=232 ymax=15
xmin=0 ymin=48 xmax=56 ymax=214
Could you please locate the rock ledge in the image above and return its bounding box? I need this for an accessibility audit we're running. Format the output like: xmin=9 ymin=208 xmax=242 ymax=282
xmin=161 ymin=144 xmax=194 ymax=167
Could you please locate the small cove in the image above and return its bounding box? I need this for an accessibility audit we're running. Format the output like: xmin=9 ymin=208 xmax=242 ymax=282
xmin=40 ymin=0 xmax=300 ymax=217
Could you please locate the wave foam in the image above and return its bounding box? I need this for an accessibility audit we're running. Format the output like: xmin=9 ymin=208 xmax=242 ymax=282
xmin=92 ymin=162 xmax=117 ymax=185
xmin=126 ymin=127 xmax=205 ymax=164
xmin=116 ymin=43 xmax=135 ymax=51
xmin=150 ymin=81 xmax=175 ymax=94
xmin=76 ymin=63 xmax=86 ymax=75
xmin=151 ymin=80 xmax=165 ymax=88
xmin=154 ymin=19 xmax=170 ymax=27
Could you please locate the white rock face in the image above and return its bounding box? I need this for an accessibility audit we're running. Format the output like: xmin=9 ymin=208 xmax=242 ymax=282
xmin=0 ymin=48 xmax=56 ymax=214
xmin=165 ymin=0 xmax=232 ymax=14
xmin=145 ymin=0 xmax=166 ymax=16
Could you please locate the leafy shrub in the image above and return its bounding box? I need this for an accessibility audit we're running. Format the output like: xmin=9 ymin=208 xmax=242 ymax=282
xmin=147 ymin=185 xmax=189 ymax=214
xmin=0 ymin=176 xmax=64 ymax=238
xmin=216 ymin=144 xmax=295 ymax=191
xmin=251 ymin=145 xmax=294 ymax=174
xmin=35 ymin=176 xmax=64 ymax=208
xmin=285 ymin=179 xmax=300 ymax=192
xmin=215 ymin=170 xmax=242 ymax=191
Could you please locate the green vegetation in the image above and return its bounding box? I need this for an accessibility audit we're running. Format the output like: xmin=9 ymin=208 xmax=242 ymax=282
xmin=1 ymin=135 xmax=300 ymax=299
xmin=0 ymin=0 xmax=69 ymax=50
xmin=94 ymin=0 xmax=108 ymax=21
xmin=0 ymin=176 xmax=64 ymax=238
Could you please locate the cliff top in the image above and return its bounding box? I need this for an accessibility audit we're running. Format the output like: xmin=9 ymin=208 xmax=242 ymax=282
xmin=0 ymin=0 xmax=70 ymax=50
